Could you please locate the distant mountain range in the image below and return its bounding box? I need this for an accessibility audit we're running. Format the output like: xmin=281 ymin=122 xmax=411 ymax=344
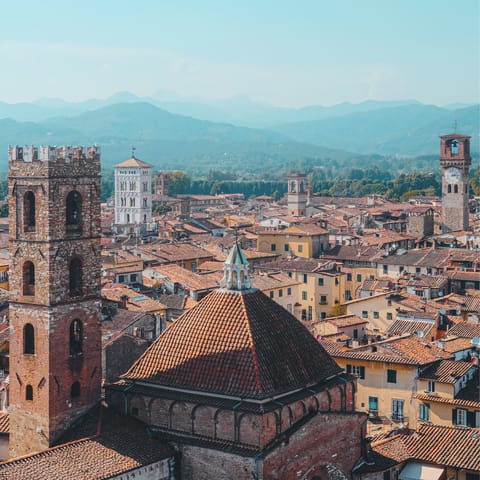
xmin=272 ymin=104 xmax=479 ymax=155
xmin=0 ymin=93 xmax=478 ymax=172
xmin=0 ymin=102 xmax=353 ymax=171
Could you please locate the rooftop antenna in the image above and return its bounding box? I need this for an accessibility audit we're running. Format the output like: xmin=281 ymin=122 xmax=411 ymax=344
xmin=452 ymin=120 xmax=457 ymax=133
xmin=131 ymin=146 xmax=136 ymax=158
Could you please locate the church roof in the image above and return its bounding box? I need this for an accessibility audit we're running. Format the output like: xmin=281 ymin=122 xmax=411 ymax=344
xmin=123 ymin=288 xmax=342 ymax=400
xmin=115 ymin=156 xmax=152 ymax=168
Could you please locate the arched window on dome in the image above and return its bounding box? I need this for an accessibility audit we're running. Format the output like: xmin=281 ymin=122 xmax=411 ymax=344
xmin=23 ymin=191 xmax=36 ymax=231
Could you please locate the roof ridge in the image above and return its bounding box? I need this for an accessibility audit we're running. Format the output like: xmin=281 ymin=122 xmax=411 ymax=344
xmin=241 ymin=294 xmax=264 ymax=396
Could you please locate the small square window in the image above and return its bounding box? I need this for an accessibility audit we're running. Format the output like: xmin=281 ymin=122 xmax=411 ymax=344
xmin=287 ymin=288 xmax=291 ymax=295
xmin=271 ymin=244 xmax=276 ymax=252
xmin=302 ymin=291 xmax=307 ymax=301
xmin=356 ymin=274 xmax=362 ymax=282
xmin=279 ymin=289 xmax=283 ymax=297
xmin=373 ymin=311 xmax=379 ymax=319
xmin=318 ymin=278 xmax=324 ymax=286
xmin=298 ymin=245 xmax=303 ymax=253
xmin=387 ymin=312 xmax=393 ymax=320
xmin=284 ymin=243 xmax=289 ymax=252
xmin=303 ymin=274 xmax=308 ymax=283
xmin=320 ymin=295 xmax=327 ymax=305
xmin=387 ymin=369 xmax=397 ymax=384
xmin=362 ymin=310 xmax=368 ymax=318
xmin=269 ymin=291 xmax=274 ymax=299
xmin=347 ymin=273 xmax=352 ymax=281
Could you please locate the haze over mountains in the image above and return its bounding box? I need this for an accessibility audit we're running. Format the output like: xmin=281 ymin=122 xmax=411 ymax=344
xmin=0 ymin=92 xmax=478 ymax=171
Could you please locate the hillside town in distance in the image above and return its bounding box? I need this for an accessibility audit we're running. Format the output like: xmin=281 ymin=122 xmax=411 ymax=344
xmin=0 ymin=132 xmax=477 ymax=480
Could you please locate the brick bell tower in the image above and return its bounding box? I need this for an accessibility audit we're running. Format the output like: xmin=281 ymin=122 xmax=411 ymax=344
xmin=8 ymin=145 xmax=102 ymax=458
xmin=440 ymin=134 xmax=471 ymax=232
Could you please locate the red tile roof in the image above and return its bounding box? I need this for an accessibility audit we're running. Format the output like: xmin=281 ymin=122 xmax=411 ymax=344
xmin=0 ymin=408 xmax=173 ymax=479
xmin=418 ymin=359 xmax=475 ymax=383
xmin=123 ymin=288 xmax=342 ymax=399
xmin=0 ymin=413 xmax=8 ymax=434
xmin=323 ymin=334 xmax=452 ymax=366
xmin=373 ymin=424 xmax=480 ymax=471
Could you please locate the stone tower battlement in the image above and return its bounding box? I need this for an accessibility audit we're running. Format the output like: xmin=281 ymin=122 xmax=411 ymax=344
xmin=8 ymin=145 xmax=100 ymax=177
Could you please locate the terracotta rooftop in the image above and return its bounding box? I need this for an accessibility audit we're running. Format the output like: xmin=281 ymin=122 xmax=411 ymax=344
xmin=0 ymin=407 xmax=173 ymax=480
xmin=0 ymin=413 xmax=8 ymax=434
xmin=371 ymin=424 xmax=480 ymax=472
xmin=320 ymin=314 xmax=368 ymax=329
xmin=323 ymin=334 xmax=452 ymax=366
xmin=123 ymin=288 xmax=342 ymax=400
xmin=101 ymin=285 xmax=167 ymax=313
xmin=115 ymin=156 xmax=152 ymax=168
xmin=418 ymin=359 xmax=475 ymax=383
xmin=446 ymin=322 xmax=480 ymax=339
xmin=386 ymin=320 xmax=435 ymax=338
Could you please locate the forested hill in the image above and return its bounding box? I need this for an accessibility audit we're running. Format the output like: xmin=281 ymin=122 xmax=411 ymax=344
xmin=0 ymin=102 xmax=353 ymax=172
xmin=272 ymin=104 xmax=479 ymax=155
xmin=0 ymin=99 xmax=477 ymax=175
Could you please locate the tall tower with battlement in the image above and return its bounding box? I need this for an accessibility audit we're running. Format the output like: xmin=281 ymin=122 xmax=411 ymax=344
xmin=287 ymin=173 xmax=307 ymax=216
xmin=440 ymin=134 xmax=471 ymax=232
xmin=8 ymin=145 xmax=102 ymax=458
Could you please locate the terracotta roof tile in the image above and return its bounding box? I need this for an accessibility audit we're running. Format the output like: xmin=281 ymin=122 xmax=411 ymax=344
xmin=0 ymin=408 xmax=173 ymax=479
xmin=0 ymin=413 xmax=8 ymax=434
xmin=387 ymin=320 xmax=435 ymax=338
xmin=123 ymin=288 xmax=342 ymax=399
xmin=371 ymin=424 xmax=480 ymax=471
xmin=418 ymin=359 xmax=475 ymax=383
xmin=323 ymin=334 xmax=452 ymax=366
xmin=115 ymin=156 xmax=152 ymax=168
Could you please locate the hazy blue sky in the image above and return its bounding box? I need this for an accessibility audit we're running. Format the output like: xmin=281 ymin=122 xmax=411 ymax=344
xmin=1 ymin=0 xmax=478 ymax=106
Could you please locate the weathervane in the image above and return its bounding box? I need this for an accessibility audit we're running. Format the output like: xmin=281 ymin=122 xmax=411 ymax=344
xmin=131 ymin=146 xmax=136 ymax=158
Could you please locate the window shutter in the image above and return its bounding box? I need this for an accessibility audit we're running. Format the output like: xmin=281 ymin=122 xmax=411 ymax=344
xmin=467 ymin=411 xmax=475 ymax=427
xmin=452 ymin=409 xmax=457 ymax=425
xmin=346 ymin=365 xmax=352 ymax=373
xmin=360 ymin=366 xmax=365 ymax=379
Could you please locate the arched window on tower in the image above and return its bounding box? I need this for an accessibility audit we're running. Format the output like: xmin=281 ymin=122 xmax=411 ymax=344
xmin=66 ymin=191 xmax=82 ymax=229
xmin=23 ymin=191 xmax=36 ymax=231
xmin=454 ymin=185 xmax=458 ymax=194
xmin=69 ymin=258 xmax=83 ymax=297
xmin=23 ymin=323 xmax=35 ymax=354
xmin=450 ymin=140 xmax=459 ymax=155
xmin=22 ymin=261 xmax=35 ymax=296
xmin=26 ymin=385 xmax=33 ymax=401
xmin=448 ymin=184 xmax=452 ymax=193
xmin=70 ymin=381 xmax=81 ymax=398
xmin=69 ymin=319 xmax=83 ymax=355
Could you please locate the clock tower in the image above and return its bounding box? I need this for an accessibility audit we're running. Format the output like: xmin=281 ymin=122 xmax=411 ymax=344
xmin=440 ymin=134 xmax=471 ymax=232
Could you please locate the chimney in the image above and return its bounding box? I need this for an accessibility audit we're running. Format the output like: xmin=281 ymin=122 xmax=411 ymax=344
xmin=120 ymin=295 xmax=128 ymax=309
